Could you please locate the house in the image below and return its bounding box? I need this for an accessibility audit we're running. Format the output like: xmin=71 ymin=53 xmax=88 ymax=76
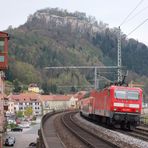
xmin=73 ymin=91 xmax=87 ymax=100
xmin=41 ymin=94 xmax=79 ymax=115
xmin=41 ymin=95 xmax=70 ymax=114
xmin=7 ymin=91 xmax=86 ymax=116
xmin=0 ymin=93 xmax=8 ymax=147
xmin=73 ymin=91 xmax=87 ymax=108
xmin=6 ymin=98 xmax=15 ymax=116
xmin=28 ymin=83 xmax=40 ymax=93
xmin=8 ymin=92 xmax=42 ymax=116
xmin=0 ymin=94 xmax=4 ymax=131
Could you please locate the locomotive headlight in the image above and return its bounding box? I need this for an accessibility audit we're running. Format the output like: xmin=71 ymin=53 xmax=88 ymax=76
xmin=136 ymin=109 xmax=139 ymax=112
xmin=114 ymin=108 xmax=117 ymax=111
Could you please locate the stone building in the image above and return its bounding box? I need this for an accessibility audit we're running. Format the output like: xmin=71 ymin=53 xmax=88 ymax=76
xmin=41 ymin=94 xmax=78 ymax=115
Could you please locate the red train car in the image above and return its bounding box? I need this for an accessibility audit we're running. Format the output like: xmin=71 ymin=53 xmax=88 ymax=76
xmin=80 ymin=85 xmax=143 ymax=130
xmin=0 ymin=31 xmax=9 ymax=70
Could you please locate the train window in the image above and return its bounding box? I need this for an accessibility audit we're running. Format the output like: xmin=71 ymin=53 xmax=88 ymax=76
xmin=115 ymin=90 xmax=126 ymax=99
xmin=127 ymin=91 xmax=139 ymax=100
xmin=0 ymin=38 xmax=4 ymax=52
xmin=115 ymin=90 xmax=139 ymax=100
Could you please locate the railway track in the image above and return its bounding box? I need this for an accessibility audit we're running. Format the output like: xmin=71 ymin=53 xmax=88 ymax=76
xmin=127 ymin=126 xmax=148 ymax=141
xmin=115 ymin=125 xmax=148 ymax=142
xmin=81 ymin=113 xmax=148 ymax=142
xmin=62 ymin=111 xmax=118 ymax=148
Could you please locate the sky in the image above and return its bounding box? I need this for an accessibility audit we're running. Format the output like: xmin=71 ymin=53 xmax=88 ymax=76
xmin=0 ymin=0 xmax=148 ymax=45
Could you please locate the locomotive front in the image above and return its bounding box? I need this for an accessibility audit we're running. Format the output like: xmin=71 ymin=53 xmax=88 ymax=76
xmin=111 ymin=86 xmax=143 ymax=129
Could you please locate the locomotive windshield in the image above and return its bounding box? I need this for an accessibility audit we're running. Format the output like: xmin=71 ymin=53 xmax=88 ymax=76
xmin=115 ymin=90 xmax=139 ymax=100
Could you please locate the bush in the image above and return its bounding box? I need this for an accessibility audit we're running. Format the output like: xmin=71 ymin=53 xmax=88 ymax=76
xmin=7 ymin=123 xmax=17 ymax=129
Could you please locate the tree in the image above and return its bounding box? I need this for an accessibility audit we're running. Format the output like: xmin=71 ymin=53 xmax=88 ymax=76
xmin=71 ymin=86 xmax=76 ymax=92
xmin=16 ymin=111 xmax=24 ymax=118
xmin=13 ymin=79 xmax=22 ymax=93
xmin=49 ymin=84 xmax=57 ymax=93
xmin=24 ymin=107 xmax=33 ymax=117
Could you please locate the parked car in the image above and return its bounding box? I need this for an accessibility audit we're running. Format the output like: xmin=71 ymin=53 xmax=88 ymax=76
xmin=11 ymin=127 xmax=23 ymax=132
xmin=5 ymin=136 xmax=15 ymax=143
xmin=28 ymin=142 xmax=36 ymax=148
xmin=19 ymin=122 xmax=31 ymax=128
xmin=7 ymin=119 xmax=16 ymax=124
xmin=5 ymin=136 xmax=15 ymax=146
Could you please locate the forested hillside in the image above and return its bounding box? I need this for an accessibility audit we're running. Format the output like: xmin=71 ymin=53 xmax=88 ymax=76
xmin=5 ymin=8 xmax=148 ymax=97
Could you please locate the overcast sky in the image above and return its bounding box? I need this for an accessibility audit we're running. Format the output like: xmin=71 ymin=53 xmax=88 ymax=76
xmin=0 ymin=0 xmax=148 ymax=45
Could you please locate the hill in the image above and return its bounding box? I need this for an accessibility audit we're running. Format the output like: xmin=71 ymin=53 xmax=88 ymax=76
xmin=4 ymin=8 xmax=148 ymax=96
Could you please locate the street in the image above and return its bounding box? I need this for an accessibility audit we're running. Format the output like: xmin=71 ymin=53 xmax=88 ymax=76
xmin=3 ymin=122 xmax=40 ymax=148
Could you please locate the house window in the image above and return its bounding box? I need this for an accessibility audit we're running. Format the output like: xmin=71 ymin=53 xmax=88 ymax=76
xmin=19 ymin=107 xmax=23 ymax=110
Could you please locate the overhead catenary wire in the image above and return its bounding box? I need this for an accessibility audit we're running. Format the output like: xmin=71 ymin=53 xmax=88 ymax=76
xmin=125 ymin=5 xmax=148 ymax=24
xmin=120 ymin=0 xmax=144 ymax=27
xmin=127 ymin=18 xmax=148 ymax=36
xmin=117 ymin=0 xmax=144 ymax=82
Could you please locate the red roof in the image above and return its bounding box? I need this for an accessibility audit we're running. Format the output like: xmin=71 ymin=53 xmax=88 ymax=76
xmin=41 ymin=94 xmax=71 ymax=101
xmin=73 ymin=91 xmax=87 ymax=100
xmin=8 ymin=93 xmax=73 ymax=102
xmin=0 ymin=93 xmax=7 ymax=99
xmin=0 ymin=31 xmax=9 ymax=37
xmin=8 ymin=92 xmax=41 ymax=102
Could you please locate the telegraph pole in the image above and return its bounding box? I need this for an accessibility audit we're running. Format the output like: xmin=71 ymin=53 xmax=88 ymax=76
xmin=117 ymin=26 xmax=122 ymax=82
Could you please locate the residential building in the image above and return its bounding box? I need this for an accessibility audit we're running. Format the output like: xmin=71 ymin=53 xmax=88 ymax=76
xmin=6 ymin=99 xmax=15 ymax=116
xmin=0 ymin=94 xmax=4 ymax=147
xmin=73 ymin=91 xmax=87 ymax=108
xmin=8 ymin=92 xmax=42 ymax=116
xmin=41 ymin=94 xmax=78 ymax=115
xmin=7 ymin=91 xmax=85 ymax=117
xmin=0 ymin=94 xmax=8 ymax=148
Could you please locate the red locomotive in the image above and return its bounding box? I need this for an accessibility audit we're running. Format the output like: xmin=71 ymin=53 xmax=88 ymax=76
xmin=80 ymin=84 xmax=143 ymax=130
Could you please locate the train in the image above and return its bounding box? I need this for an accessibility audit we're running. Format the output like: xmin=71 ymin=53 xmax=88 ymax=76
xmin=80 ymin=83 xmax=143 ymax=130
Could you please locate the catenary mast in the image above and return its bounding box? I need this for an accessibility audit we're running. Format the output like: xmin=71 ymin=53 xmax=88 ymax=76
xmin=117 ymin=26 xmax=122 ymax=82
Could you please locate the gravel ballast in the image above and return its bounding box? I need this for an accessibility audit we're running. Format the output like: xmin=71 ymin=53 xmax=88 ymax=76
xmin=74 ymin=113 xmax=148 ymax=148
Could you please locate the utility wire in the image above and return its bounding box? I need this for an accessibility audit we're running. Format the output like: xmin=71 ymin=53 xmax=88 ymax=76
xmin=127 ymin=18 xmax=148 ymax=36
xmin=125 ymin=5 xmax=148 ymax=24
xmin=120 ymin=0 xmax=144 ymax=26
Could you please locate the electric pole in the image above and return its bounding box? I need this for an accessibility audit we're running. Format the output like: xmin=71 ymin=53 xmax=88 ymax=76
xmin=117 ymin=26 xmax=122 ymax=82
